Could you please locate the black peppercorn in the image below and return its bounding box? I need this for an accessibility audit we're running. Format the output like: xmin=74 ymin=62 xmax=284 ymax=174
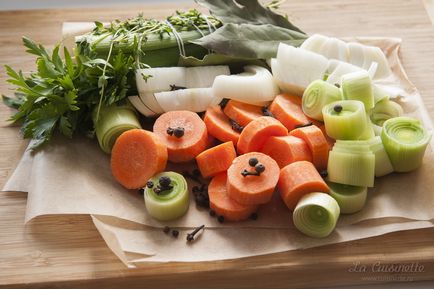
xmin=172 ymin=230 xmax=179 ymax=238
xmin=163 ymin=226 xmax=170 ymax=234
xmin=146 ymin=181 xmax=154 ymax=188
xmin=320 ymin=170 xmax=328 ymax=178
xmin=138 ymin=188 xmax=144 ymax=195
xmin=217 ymin=215 xmax=225 ymax=223
xmin=248 ymin=157 xmax=259 ymax=167
xmin=334 ymin=105 xmax=343 ymax=113
xmin=255 ymin=163 xmax=265 ymax=174
xmin=159 ymin=176 xmax=171 ymax=187
xmin=250 ymin=212 xmax=258 ymax=220
xmin=173 ymin=127 xmax=185 ymax=138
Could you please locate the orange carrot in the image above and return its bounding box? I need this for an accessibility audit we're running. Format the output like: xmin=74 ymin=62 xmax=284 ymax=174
xmin=196 ymin=141 xmax=237 ymax=178
xmin=227 ymin=152 xmax=280 ymax=205
xmin=289 ymin=125 xmax=330 ymax=170
xmin=278 ymin=161 xmax=329 ymax=210
xmin=261 ymin=135 xmax=312 ymax=168
xmin=204 ymin=105 xmax=240 ymax=145
xmin=209 ymin=173 xmax=258 ymax=221
xmin=223 ymin=100 xmax=263 ymax=127
xmin=269 ymin=93 xmax=311 ymax=131
xmin=111 ymin=129 xmax=168 ymax=189
xmin=237 ymin=116 xmax=288 ymax=154
xmin=153 ymin=110 xmax=207 ymax=163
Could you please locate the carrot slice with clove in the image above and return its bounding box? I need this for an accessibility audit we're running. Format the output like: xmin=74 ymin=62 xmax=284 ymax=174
xmin=196 ymin=141 xmax=237 ymax=178
xmin=204 ymin=105 xmax=240 ymax=145
xmin=237 ymin=116 xmax=288 ymax=154
xmin=278 ymin=161 xmax=330 ymax=210
xmin=261 ymin=135 xmax=312 ymax=168
xmin=111 ymin=129 xmax=168 ymax=189
xmin=209 ymin=173 xmax=258 ymax=221
xmin=153 ymin=110 xmax=208 ymax=163
xmin=227 ymin=152 xmax=280 ymax=205
xmin=223 ymin=100 xmax=264 ymax=127
xmin=289 ymin=125 xmax=330 ymax=170
xmin=269 ymin=93 xmax=311 ymax=131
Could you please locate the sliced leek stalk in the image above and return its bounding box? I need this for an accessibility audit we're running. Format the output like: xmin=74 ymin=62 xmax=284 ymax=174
xmin=325 ymin=60 xmax=364 ymax=86
xmin=327 ymin=142 xmax=375 ymax=187
xmin=368 ymin=136 xmax=394 ymax=177
xmin=341 ymin=70 xmax=374 ymax=111
xmin=347 ymin=42 xmax=365 ymax=68
xmin=327 ymin=182 xmax=367 ymax=214
xmin=293 ymin=192 xmax=340 ymax=238
xmin=135 ymin=66 xmax=229 ymax=116
xmin=144 ymin=172 xmax=190 ymax=221
xmin=213 ymin=65 xmax=279 ymax=104
xmin=93 ymin=104 xmax=142 ymax=154
xmin=358 ymin=113 xmax=376 ymax=140
xmin=370 ymin=99 xmax=404 ymax=127
xmin=322 ymin=100 xmax=367 ymax=140
xmin=302 ymin=80 xmax=342 ymax=121
xmin=155 ymin=88 xmax=220 ymax=112
xmin=272 ymin=43 xmax=328 ymax=95
xmin=381 ymin=117 xmax=432 ymax=172
xmin=300 ymin=34 xmax=329 ymax=53
xmin=361 ymin=46 xmax=392 ymax=79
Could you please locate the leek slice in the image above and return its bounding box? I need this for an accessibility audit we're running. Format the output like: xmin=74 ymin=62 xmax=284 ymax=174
xmin=328 ymin=142 xmax=375 ymax=187
xmin=326 ymin=60 xmax=364 ymax=86
xmin=341 ymin=70 xmax=374 ymax=111
xmin=213 ymin=65 xmax=279 ymax=104
xmin=293 ymin=192 xmax=340 ymax=238
xmin=302 ymin=80 xmax=342 ymax=121
xmin=155 ymin=88 xmax=220 ymax=112
xmin=300 ymin=34 xmax=329 ymax=53
xmin=361 ymin=46 xmax=392 ymax=79
xmin=381 ymin=117 xmax=432 ymax=172
xmin=368 ymin=136 xmax=394 ymax=176
xmin=93 ymin=104 xmax=141 ymax=154
xmin=322 ymin=100 xmax=367 ymax=140
xmin=347 ymin=42 xmax=365 ymax=68
xmin=370 ymin=99 xmax=403 ymax=127
xmin=272 ymin=43 xmax=328 ymax=95
xmin=144 ymin=172 xmax=190 ymax=221
xmin=327 ymin=182 xmax=367 ymax=214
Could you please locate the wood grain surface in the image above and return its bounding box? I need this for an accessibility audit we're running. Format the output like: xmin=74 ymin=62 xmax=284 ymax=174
xmin=1 ymin=1 xmax=434 ymax=288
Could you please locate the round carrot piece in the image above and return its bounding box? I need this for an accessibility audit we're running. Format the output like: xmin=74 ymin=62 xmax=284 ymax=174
xmin=237 ymin=116 xmax=288 ymax=154
xmin=278 ymin=161 xmax=330 ymax=210
xmin=227 ymin=152 xmax=280 ymax=205
xmin=209 ymin=173 xmax=258 ymax=221
xmin=204 ymin=105 xmax=240 ymax=145
xmin=153 ymin=110 xmax=208 ymax=163
xmin=196 ymin=141 xmax=237 ymax=178
xmin=261 ymin=135 xmax=312 ymax=168
xmin=223 ymin=100 xmax=264 ymax=127
xmin=269 ymin=93 xmax=311 ymax=131
xmin=111 ymin=129 xmax=168 ymax=189
xmin=289 ymin=125 xmax=330 ymax=170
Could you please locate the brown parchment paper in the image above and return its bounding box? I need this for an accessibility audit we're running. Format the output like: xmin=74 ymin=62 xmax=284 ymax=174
xmin=2 ymin=36 xmax=434 ymax=265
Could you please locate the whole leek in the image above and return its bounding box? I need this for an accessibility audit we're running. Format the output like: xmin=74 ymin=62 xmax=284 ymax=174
xmin=381 ymin=117 xmax=432 ymax=172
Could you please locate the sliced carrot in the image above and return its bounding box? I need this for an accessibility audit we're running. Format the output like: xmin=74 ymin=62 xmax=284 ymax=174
xmin=206 ymin=134 xmax=218 ymax=149
xmin=209 ymin=173 xmax=258 ymax=221
xmin=278 ymin=161 xmax=329 ymax=210
xmin=269 ymin=93 xmax=311 ymax=131
xmin=289 ymin=125 xmax=330 ymax=170
xmin=153 ymin=110 xmax=207 ymax=163
xmin=261 ymin=135 xmax=312 ymax=168
xmin=204 ymin=105 xmax=240 ymax=145
xmin=227 ymin=152 xmax=280 ymax=205
xmin=237 ymin=116 xmax=288 ymax=154
xmin=111 ymin=129 xmax=168 ymax=189
xmin=223 ymin=100 xmax=263 ymax=127
xmin=196 ymin=141 xmax=237 ymax=178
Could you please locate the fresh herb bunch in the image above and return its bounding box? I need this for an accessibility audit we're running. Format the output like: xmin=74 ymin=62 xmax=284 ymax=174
xmin=2 ymin=0 xmax=307 ymax=151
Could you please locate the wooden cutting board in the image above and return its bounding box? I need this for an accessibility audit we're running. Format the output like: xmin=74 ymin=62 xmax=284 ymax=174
xmin=1 ymin=0 xmax=434 ymax=288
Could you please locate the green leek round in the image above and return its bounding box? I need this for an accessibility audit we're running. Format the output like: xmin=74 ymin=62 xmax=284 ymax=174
xmin=144 ymin=172 xmax=190 ymax=221
xmin=381 ymin=117 xmax=432 ymax=172
xmin=322 ymin=100 xmax=367 ymax=140
xmin=327 ymin=182 xmax=367 ymax=214
xmin=293 ymin=192 xmax=340 ymax=238
xmin=342 ymin=70 xmax=374 ymax=111
xmin=327 ymin=142 xmax=375 ymax=187
xmin=370 ymin=99 xmax=403 ymax=127
xmin=368 ymin=136 xmax=394 ymax=177
xmin=302 ymin=80 xmax=342 ymax=121
xmin=93 ymin=104 xmax=141 ymax=154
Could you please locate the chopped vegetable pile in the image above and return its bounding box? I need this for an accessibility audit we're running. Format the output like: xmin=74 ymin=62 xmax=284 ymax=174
xmin=2 ymin=0 xmax=432 ymax=239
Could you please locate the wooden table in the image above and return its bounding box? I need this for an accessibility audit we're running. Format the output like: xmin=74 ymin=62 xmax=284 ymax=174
xmin=1 ymin=1 xmax=434 ymax=288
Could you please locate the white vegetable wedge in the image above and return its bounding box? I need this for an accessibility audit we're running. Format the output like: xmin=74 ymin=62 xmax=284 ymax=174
xmin=185 ymin=66 xmax=230 ymax=88
xmin=322 ymin=37 xmax=349 ymax=62
xmin=128 ymin=95 xmax=155 ymax=117
xmin=326 ymin=60 xmax=364 ymax=86
xmin=155 ymin=88 xmax=219 ymax=112
xmin=347 ymin=42 xmax=365 ymax=68
xmin=273 ymin=43 xmax=328 ymax=95
xmin=213 ymin=65 xmax=279 ymax=104
xmin=300 ymin=34 xmax=329 ymax=53
xmin=362 ymin=46 xmax=392 ymax=79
